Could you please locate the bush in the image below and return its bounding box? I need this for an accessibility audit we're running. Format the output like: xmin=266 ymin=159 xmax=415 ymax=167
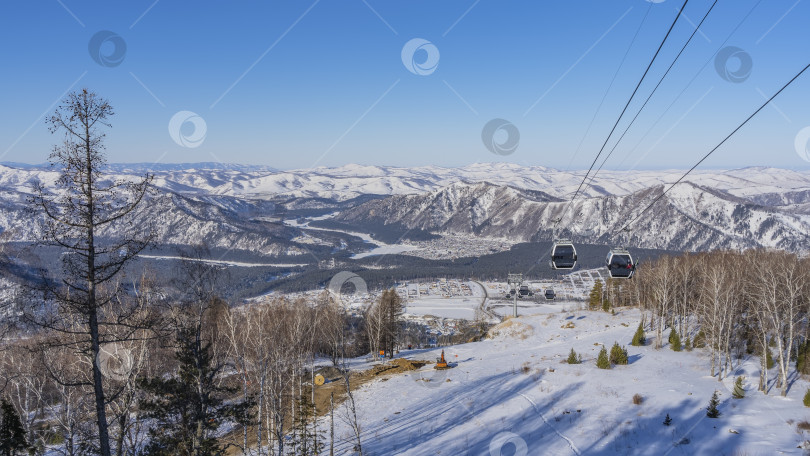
xmin=631 ymin=322 xmax=646 ymax=346
xmin=588 ymin=281 xmax=603 ymax=310
xmin=632 ymin=394 xmax=643 ymax=405
xmin=732 ymin=376 xmax=745 ymax=399
xmin=597 ymin=346 xmax=610 ymax=369
xmin=567 ymin=348 xmax=582 ymax=364
xmin=669 ymin=330 xmax=682 ymax=352
xmin=684 ymin=335 xmax=692 ymax=351
xmin=798 ymin=341 xmax=810 ymax=374
xmin=0 ymin=399 xmax=28 ymax=455
xmin=609 ymin=342 xmax=629 ymax=365
xmin=706 ymin=391 xmax=720 ymax=418
xmin=766 ymin=349 xmax=775 ymax=369
xmin=663 ymin=413 xmax=672 ymax=426
xmin=803 ymin=389 xmax=810 ymax=408
xmin=692 ymin=330 xmax=706 ymax=348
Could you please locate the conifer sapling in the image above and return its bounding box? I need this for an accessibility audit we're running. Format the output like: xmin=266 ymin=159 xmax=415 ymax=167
xmin=732 ymin=376 xmax=745 ymax=399
xmin=597 ymin=346 xmax=610 ymax=369
xmin=706 ymin=391 xmax=721 ymax=418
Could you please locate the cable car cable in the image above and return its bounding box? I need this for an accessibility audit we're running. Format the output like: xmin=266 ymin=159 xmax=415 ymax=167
xmin=564 ymin=2 xmax=655 ymax=175
xmin=615 ymin=0 xmax=765 ymax=169
xmin=556 ymin=0 xmax=690 ymax=228
xmin=618 ymin=61 xmax=810 ymax=233
xmin=582 ymin=0 xmax=718 ymax=195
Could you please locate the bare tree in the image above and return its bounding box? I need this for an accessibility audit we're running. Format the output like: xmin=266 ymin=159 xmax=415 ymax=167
xmin=29 ymin=89 xmax=153 ymax=456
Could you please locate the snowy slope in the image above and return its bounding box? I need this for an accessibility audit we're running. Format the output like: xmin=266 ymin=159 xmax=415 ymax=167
xmin=324 ymin=309 xmax=807 ymax=455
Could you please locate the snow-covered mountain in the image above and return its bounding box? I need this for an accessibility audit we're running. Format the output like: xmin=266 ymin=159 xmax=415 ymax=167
xmin=333 ymin=180 xmax=810 ymax=252
xmin=3 ymin=162 xmax=810 ymax=201
xmin=1 ymin=162 xmax=809 ymax=255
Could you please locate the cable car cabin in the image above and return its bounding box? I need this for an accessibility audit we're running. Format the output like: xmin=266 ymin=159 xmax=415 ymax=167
xmin=551 ymin=239 xmax=577 ymax=270
xmin=606 ymin=248 xmax=635 ymax=279
xmin=544 ymin=289 xmax=556 ymax=300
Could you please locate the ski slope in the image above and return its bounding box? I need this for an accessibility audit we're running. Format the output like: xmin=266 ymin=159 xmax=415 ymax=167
xmin=324 ymin=308 xmax=808 ymax=455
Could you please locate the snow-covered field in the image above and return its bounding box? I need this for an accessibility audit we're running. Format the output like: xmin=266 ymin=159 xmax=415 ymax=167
xmin=401 ymin=279 xmax=595 ymax=321
xmin=325 ymin=308 xmax=808 ymax=455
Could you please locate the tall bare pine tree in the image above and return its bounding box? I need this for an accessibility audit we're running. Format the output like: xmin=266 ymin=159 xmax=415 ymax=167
xmin=31 ymin=89 xmax=153 ymax=456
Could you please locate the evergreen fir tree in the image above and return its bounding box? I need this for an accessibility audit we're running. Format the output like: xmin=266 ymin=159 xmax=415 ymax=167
xmin=706 ymin=391 xmax=721 ymax=418
xmin=138 ymin=326 xmax=253 ymax=456
xmin=662 ymin=413 xmax=672 ymax=426
xmin=588 ymin=281 xmax=603 ymax=310
xmin=596 ymin=346 xmax=610 ymax=369
xmin=803 ymin=389 xmax=810 ymax=407
xmin=289 ymin=394 xmax=324 ymax=456
xmin=766 ymin=349 xmax=775 ymax=369
xmin=692 ymin=330 xmax=706 ymax=348
xmin=0 ymin=399 xmax=29 ymax=456
xmin=609 ymin=342 xmax=628 ymax=365
xmin=669 ymin=330 xmax=682 ymax=352
xmin=797 ymin=340 xmax=810 ymax=374
xmin=631 ymin=322 xmax=646 ymax=346
xmin=567 ymin=348 xmax=581 ymax=364
xmin=732 ymin=376 xmax=745 ymax=399
xmin=684 ymin=335 xmax=692 ymax=351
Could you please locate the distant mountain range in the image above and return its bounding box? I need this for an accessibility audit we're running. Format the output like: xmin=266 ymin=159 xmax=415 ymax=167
xmin=1 ymin=162 xmax=809 ymax=255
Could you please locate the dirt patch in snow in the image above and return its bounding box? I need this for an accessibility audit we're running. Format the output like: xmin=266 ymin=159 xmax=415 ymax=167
xmin=487 ymin=319 xmax=534 ymax=340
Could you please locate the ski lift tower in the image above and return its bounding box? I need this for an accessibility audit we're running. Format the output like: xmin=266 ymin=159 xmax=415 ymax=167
xmin=507 ymin=273 xmax=523 ymax=318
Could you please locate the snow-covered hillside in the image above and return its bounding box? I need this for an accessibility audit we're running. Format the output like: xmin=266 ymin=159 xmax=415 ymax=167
xmin=334 ymin=180 xmax=810 ymax=252
xmin=325 ymin=308 xmax=808 ymax=455
xmin=2 ymin=163 xmax=809 ymax=256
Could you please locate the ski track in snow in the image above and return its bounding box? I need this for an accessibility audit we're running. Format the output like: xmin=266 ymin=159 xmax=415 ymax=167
xmin=518 ymin=392 xmax=581 ymax=456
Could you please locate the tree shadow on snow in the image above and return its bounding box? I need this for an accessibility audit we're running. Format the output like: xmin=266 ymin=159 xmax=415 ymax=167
xmin=579 ymin=395 xmax=781 ymax=455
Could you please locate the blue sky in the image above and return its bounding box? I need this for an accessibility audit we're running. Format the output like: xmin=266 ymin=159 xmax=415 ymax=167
xmin=0 ymin=0 xmax=808 ymax=170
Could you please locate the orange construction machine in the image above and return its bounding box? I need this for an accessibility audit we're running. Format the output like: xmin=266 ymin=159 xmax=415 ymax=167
xmin=435 ymin=350 xmax=450 ymax=370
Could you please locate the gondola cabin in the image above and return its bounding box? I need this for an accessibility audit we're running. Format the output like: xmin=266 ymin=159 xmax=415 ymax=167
xmin=551 ymin=239 xmax=577 ymax=270
xmin=606 ymin=248 xmax=635 ymax=279
xmin=544 ymin=289 xmax=556 ymax=300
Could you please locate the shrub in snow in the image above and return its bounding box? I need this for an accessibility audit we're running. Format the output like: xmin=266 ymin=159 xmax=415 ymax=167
xmin=684 ymin=335 xmax=692 ymax=351
xmin=609 ymin=342 xmax=628 ymax=365
xmin=797 ymin=341 xmax=810 ymax=374
xmin=0 ymin=399 xmax=28 ymax=455
xmin=803 ymin=389 xmax=810 ymax=408
xmin=631 ymin=322 xmax=646 ymax=346
xmin=706 ymin=391 xmax=720 ymax=418
xmin=567 ymin=348 xmax=581 ymax=364
xmin=692 ymin=330 xmax=706 ymax=348
xmin=597 ymin=346 xmax=610 ymax=369
xmin=663 ymin=413 xmax=672 ymax=426
xmin=632 ymin=394 xmax=643 ymax=405
xmin=668 ymin=330 xmax=682 ymax=352
xmin=732 ymin=376 xmax=745 ymax=399
xmin=766 ymin=349 xmax=775 ymax=369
